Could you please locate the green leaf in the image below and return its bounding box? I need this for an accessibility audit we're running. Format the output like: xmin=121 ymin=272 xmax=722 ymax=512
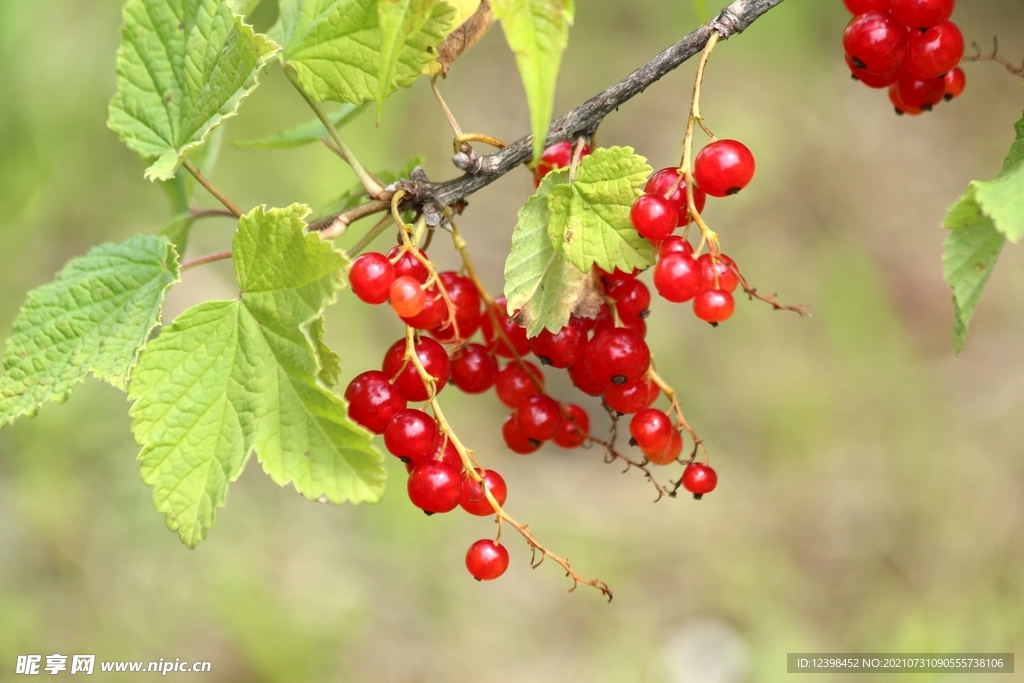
xmin=129 ymin=205 xmax=384 ymax=547
xmin=158 ymin=213 xmax=197 ymax=254
xmin=0 ymin=236 xmax=179 ymax=428
xmin=942 ymin=109 xmax=1024 ymax=351
xmin=547 ymin=146 xmax=655 ymax=274
xmin=491 ymin=0 xmax=574 ymax=161
xmin=108 ymin=0 xmax=279 ymax=181
xmin=377 ymin=0 xmax=446 ymax=121
xmin=504 ymin=170 xmax=598 ymax=336
xmin=233 ymin=103 xmax=367 ymax=149
xmin=274 ymin=0 xmax=453 ymax=105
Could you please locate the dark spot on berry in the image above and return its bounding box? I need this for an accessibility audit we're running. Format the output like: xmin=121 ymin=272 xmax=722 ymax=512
xmin=639 ymin=309 xmax=650 ymax=320
xmin=611 ymin=375 xmax=627 ymax=385
xmin=424 ymin=510 xmax=435 ymax=517
xmin=693 ymin=493 xmax=703 ymax=501
xmin=851 ymin=73 xmax=859 ymax=81
xmin=539 ymin=356 xmax=552 ymax=366
xmin=398 ymin=456 xmax=411 ymax=464
xmin=529 ymin=439 xmax=541 ymax=448
xmin=628 ymin=437 xmax=637 ymax=447
xmin=726 ymin=187 xmax=740 ymax=196
xmin=710 ymin=322 xmax=719 ymax=328
xmin=921 ymin=104 xmax=933 ymax=112
xmin=851 ymin=56 xmax=867 ymax=70
xmin=944 ymin=94 xmax=953 ymax=102
xmin=895 ymin=107 xmax=905 ymax=116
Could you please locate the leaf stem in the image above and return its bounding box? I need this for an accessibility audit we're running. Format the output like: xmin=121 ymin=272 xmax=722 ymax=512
xmin=190 ymin=208 xmax=238 ymax=220
xmin=182 ymin=160 xmax=243 ymax=218
xmin=180 ymin=250 xmax=233 ymax=272
xmin=345 ymin=214 xmax=396 ymax=258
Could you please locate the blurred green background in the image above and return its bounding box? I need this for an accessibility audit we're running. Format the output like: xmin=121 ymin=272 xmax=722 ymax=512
xmin=2 ymin=1 xmax=1023 ymax=681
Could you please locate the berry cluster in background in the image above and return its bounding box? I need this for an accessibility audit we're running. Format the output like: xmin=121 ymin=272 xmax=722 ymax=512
xmin=843 ymin=0 xmax=967 ymax=114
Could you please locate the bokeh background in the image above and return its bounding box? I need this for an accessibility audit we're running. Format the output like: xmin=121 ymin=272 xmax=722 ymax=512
xmin=2 ymin=1 xmax=1023 ymax=681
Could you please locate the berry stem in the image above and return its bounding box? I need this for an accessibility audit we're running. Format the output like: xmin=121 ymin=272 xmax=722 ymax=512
xmin=678 ymin=32 xmax=721 ymax=253
xmin=647 ymin=368 xmax=709 ymax=464
xmin=182 ymin=160 xmax=244 ymax=219
xmin=729 ymin=263 xmax=811 ymax=316
xmin=454 ymin=133 xmax=509 ymax=151
xmin=430 ymin=77 xmax=464 ymax=138
xmin=180 ymin=249 xmax=233 ymax=272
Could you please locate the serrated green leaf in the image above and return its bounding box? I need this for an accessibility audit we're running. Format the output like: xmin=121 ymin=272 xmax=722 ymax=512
xmin=108 ymin=0 xmax=279 ymax=181
xmin=233 ymin=103 xmax=367 ymax=149
xmin=0 ymin=236 xmax=179 ymax=428
xmin=378 ymin=0 xmax=446 ymax=121
xmin=274 ymin=0 xmax=453 ymax=105
xmin=491 ymin=0 xmax=574 ymax=161
xmin=129 ymin=205 xmax=384 ymax=547
xmin=547 ymin=146 xmax=655 ymax=274
xmin=504 ymin=170 xmax=591 ymax=336
xmin=971 ymin=114 xmax=1024 ymax=243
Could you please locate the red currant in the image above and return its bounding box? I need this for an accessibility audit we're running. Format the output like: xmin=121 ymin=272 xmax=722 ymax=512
xmin=592 ymin=305 xmax=647 ymax=339
xmin=349 ymin=252 xmax=394 ymax=304
xmin=607 ymin=278 xmax=651 ymax=321
xmin=481 ymin=296 xmax=530 ymax=358
xmin=629 ymin=408 xmax=673 ymax=453
xmin=943 ymin=66 xmax=965 ymax=100
xmin=567 ymin=361 xmax=605 ymax=397
xmin=843 ymin=12 xmax=908 ymax=76
xmin=843 ymin=0 xmax=892 ymax=13
xmin=682 ymin=462 xmax=718 ymax=499
xmin=630 ymin=193 xmax=678 ymax=241
xmin=450 ymin=344 xmax=499 ymax=394
xmin=654 ymin=252 xmax=703 ymax=303
xmin=603 ymin=377 xmax=658 ymax=415
xmin=693 ymin=140 xmax=756 ymax=197
xmin=697 ymin=253 xmax=739 ymax=293
xmin=382 ymin=338 xmax=451 ymax=402
xmin=344 ymin=371 xmax=407 ymax=434
xmin=903 ymin=21 xmax=964 ymax=79
xmin=429 ymin=272 xmax=482 ymax=342
xmin=384 ymin=409 xmax=439 ymax=463
xmin=889 ymin=82 xmax=925 ymax=115
xmin=502 ymin=414 xmax=541 ymax=454
xmin=693 ymin=289 xmax=735 ymax=325
xmin=658 ymin=235 xmax=695 ymax=259
xmin=529 ymin=317 xmax=587 ymax=368
xmin=645 ymin=167 xmax=707 ymax=226
xmin=646 ymin=430 xmax=683 ymax=466
xmin=896 ymin=73 xmax=945 ymax=109
xmin=891 ymin=0 xmax=954 ymax=28
xmin=386 ymin=245 xmax=430 ymax=283
xmin=494 ymin=361 xmax=543 ymax=408
xmin=533 ymin=141 xmax=590 ymax=187
xmin=846 ymin=55 xmax=899 ymax=88
xmin=598 ymin=267 xmax=643 ymax=284
xmin=389 ymin=276 xmax=426 ymax=318
xmin=459 ymin=469 xmax=508 ymax=516
xmin=514 ymin=395 xmax=563 ymax=442
xmin=584 ymin=328 xmax=651 ymax=387
xmin=407 ymin=461 xmax=462 ymax=513
xmin=553 ymin=404 xmax=590 ymax=448
xmin=400 ymin=285 xmax=446 ymax=329
xmin=465 ymin=539 xmax=509 ymax=580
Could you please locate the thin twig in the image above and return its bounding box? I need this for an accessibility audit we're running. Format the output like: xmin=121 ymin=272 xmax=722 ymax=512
xmin=731 ymin=265 xmax=810 ymax=316
xmin=190 ymin=208 xmax=237 ymax=220
xmin=315 ymin=199 xmax=391 ymax=239
xmin=180 ymin=250 xmax=232 ymax=271
xmin=964 ymin=37 xmax=1024 ymax=78
xmin=345 ymin=214 xmax=397 ymax=258
xmin=182 ymin=160 xmax=243 ymax=218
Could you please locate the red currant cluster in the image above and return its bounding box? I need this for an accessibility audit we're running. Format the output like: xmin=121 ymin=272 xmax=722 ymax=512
xmin=842 ymin=0 xmax=966 ymax=114
xmin=631 ymin=140 xmax=755 ymax=325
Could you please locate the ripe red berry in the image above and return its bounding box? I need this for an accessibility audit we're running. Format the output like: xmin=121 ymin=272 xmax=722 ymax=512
xmin=494 ymin=361 xmax=544 ymax=408
xmin=693 ymin=140 xmax=756 ymax=197
xmin=903 ymin=21 xmax=964 ymax=79
xmin=607 ymin=278 xmax=651 ymax=321
xmin=459 ymin=469 xmax=508 ymax=516
xmin=382 ymin=338 xmax=451 ymax=402
xmin=386 ymin=245 xmax=430 ymax=283
xmin=585 ymin=328 xmax=651 ymax=388
xmin=344 ymin=370 xmax=407 ymax=434
xmin=646 ymin=430 xmax=683 ymax=466
xmin=896 ymin=73 xmax=945 ymax=109
xmin=529 ymin=317 xmax=587 ymax=368
xmin=553 ymin=404 xmax=590 ymax=448
xmin=682 ymin=462 xmax=718 ymax=499
xmin=349 ymin=252 xmax=395 ymax=304
xmin=429 ymin=272 xmax=482 ymax=343
xmin=598 ymin=267 xmax=643 ymax=284
xmin=592 ymin=305 xmax=647 ymax=339
xmin=846 ymin=55 xmax=899 ymax=88
xmin=644 ymin=167 xmax=707 ymax=226
xmin=603 ymin=377 xmax=658 ymax=414
xmin=697 ymin=253 xmax=739 ymax=293
xmin=465 ymin=539 xmax=509 ymax=580
xmin=693 ymin=289 xmax=735 ymax=325
xmin=943 ymin=67 xmax=965 ymax=100
xmin=515 ymin=395 xmax=563 ymax=442
xmin=629 ymin=408 xmax=673 ymax=453
xmin=481 ymin=296 xmax=530 ymax=358
xmin=384 ymin=409 xmax=439 ymax=463
xmin=400 ymin=285 xmax=446 ymax=329
xmin=389 ymin=276 xmax=425 ymax=318
xmin=631 ymin=193 xmax=678 ymax=241
xmin=654 ymin=252 xmax=703 ymax=303
xmin=407 ymin=461 xmax=462 ymax=513
xmin=420 ymin=438 xmax=463 ymax=472
xmin=658 ymin=235 xmax=695 ymax=259
xmin=842 ymin=12 xmax=908 ymax=76
xmin=889 ymin=82 xmax=925 ymax=115
xmin=567 ymin=360 xmax=605 ymax=397
xmin=533 ymin=141 xmax=590 ymax=186
xmin=502 ymin=414 xmax=541 ymax=454
xmin=843 ymin=0 xmax=892 ymax=13
xmin=450 ymin=344 xmax=499 ymax=394
xmin=891 ymin=0 xmax=954 ymax=28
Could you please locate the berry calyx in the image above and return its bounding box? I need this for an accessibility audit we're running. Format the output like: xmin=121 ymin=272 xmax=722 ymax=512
xmin=891 ymin=0 xmax=954 ymax=28
xmin=842 ymin=12 xmax=908 ymax=76
xmin=693 ymin=140 xmax=756 ymax=197
xmin=344 ymin=371 xmax=407 ymax=434
xmin=654 ymin=252 xmax=703 ymax=303
xmin=682 ymin=462 xmax=718 ymax=499
xmin=903 ymin=21 xmax=964 ymax=79
xmin=407 ymin=461 xmax=462 ymax=514
xmin=502 ymin=414 xmax=541 ymax=454
xmin=349 ymin=252 xmax=395 ymax=304
xmin=553 ymin=404 xmax=590 ymax=448
xmin=696 ymin=253 xmax=739 ymax=293
xmin=645 ymin=430 xmax=683 ymax=466
xmin=459 ymin=469 xmax=508 ymax=516
xmin=584 ymin=328 xmax=651 ymax=388
xmin=693 ymin=289 xmax=736 ymax=325
xmin=384 ymin=409 xmax=440 ymax=463
xmin=450 ymin=343 xmax=499 ymax=394
xmin=465 ymin=539 xmax=509 ymax=580
xmin=529 ymin=317 xmax=587 ymax=368
xmin=494 ymin=361 xmax=544 ymax=408
xmin=382 ymin=338 xmax=451 ymax=402
xmin=644 ymin=167 xmax=707 ymax=226
xmin=630 ymin=193 xmax=678 ymax=241
xmin=514 ymin=395 xmax=563 ymax=442
xmin=629 ymin=408 xmax=674 ymax=453
xmin=389 ymin=276 xmax=426 ymax=318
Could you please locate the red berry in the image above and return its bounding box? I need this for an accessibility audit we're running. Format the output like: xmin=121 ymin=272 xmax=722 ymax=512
xmin=693 ymin=289 xmax=735 ymax=325
xmin=842 ymin=12 xmax=908 ymax=76
xmin=603 ymin=377 xmax=658 ymax=414
xmin=344 ymin=371 xmax=407 ymax=434
xmin=386 ymin=245 xmax=429 ymax=283
xmin=658 ymin=235 xmax=695 ymax=259
xmin=529 ymin=317 xmax=587 ymax=368
xmin=645 ymin=167 xmax=707 ymax=226
xmin=889 ymin=82 xmax=925 ymax=115
xmin=896 ymin=73 xmax=945 ymax=109
xmin=697 ymin=253 xmax=739 ymax=293
xmin=891 ymin=0 xmax=954 ymax=28
xmin=384 ymin=409 xmax=439 ymax=463
xmin=382 ymin=338 xmax=451 ymax=402
xmin=943 ymin=66 xmax=965 ymax=100
xmin=407 ymin=461 xmax=462 ymax=513
xmin=349 ymin=252 xmax=394 ymax=304
xmin=401 ymin=285 xmax=446 ymax=329
xmin=629 ymin=408 xmax=673 ymax=453
xmin=646 ymin=430 xmax=683 ymax=465
xmin=389 ymin=276 xmax=426 ymax=318
xmin=846 ymin=55 xmax=899 ymax=88
xmin=843 ymin=0 xmax=892 ymax=13
xmin=430 ymin=272 xmax=482 ymax=343
xmin=598 ymin=267 xmax=643 ymax=284
xmin=592 ymin=305 xmax=647 ymax=339
xmin=631 ymin=193 xmax=678 ymax=241
xmin=607 ymin=279 xmax=651 ymax=321
xmin=481 ymin=296 xmax=530 ymax=358
xmin=459 ymin=469 xmax=508 ymax=516
xmin=514 ymin=395 xmax=563 ymax=442
xmin=450 ymin=344 xmax=499 ymax=394
xmin=553 ymin=404 xmax=590 ymax=449
xmin=654 ymin=252 xmax=703 ymax=303
xmin=567 ymin=361 xmax=605 ymax=397
xmin=903 ymin=21 xmax=964 ymax=79
xmin=584 ymin=328 xmax=651 ymax=388
xmin=693 ymin=140 xmax=756 ymax=197
xmin=533 ymin=141 xmax=590 ymax=186
xmin=682 ymin=462 xmax=718 ymax=499
xmin=502 ymin=413 xmax=540 ymax=454
xmin=408 ymin=438 xmax=463 ymax=473
xmin=465 ymin=539 xmax=509 ymax=580
xmin=494 ymin=361 xmax=543 ymax=408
